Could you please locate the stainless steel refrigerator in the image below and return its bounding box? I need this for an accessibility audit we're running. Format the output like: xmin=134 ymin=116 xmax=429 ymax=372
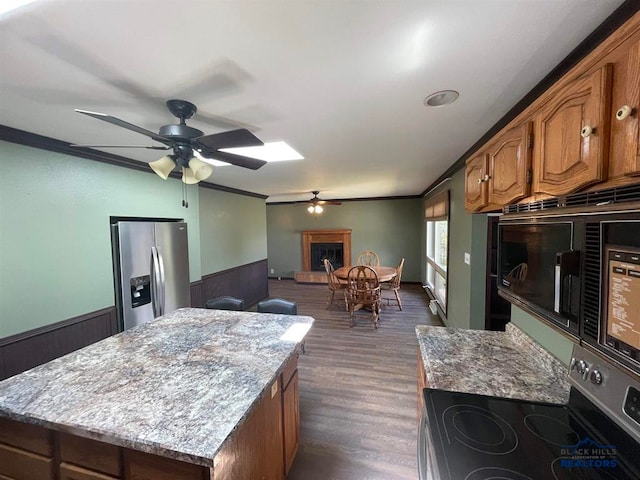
xmin=111 ymin=221 xmax=191 ymax=330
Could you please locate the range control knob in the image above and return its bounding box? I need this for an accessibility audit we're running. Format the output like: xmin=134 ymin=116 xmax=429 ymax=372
xmin=577 ymin=360 xmax=588 ymax=374
xmin=570 ymin=358 xmax=577 ymax=371
xmin=576 ymin=360 xmax=590 ymax=381
xmin=590 ymin=369 xmax=603 ymax=385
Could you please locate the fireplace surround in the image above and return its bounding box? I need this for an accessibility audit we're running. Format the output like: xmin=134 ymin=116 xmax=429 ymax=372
xmin=296 ymin=229 xmax=352 ymax=283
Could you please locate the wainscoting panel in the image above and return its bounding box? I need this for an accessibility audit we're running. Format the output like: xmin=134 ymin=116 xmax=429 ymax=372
xmin=190 ymin=280 xmax=204 ymax=308
xmin=201 ymin=259 xmax=269 ymax=308
xmin=0 ymin=307 xmax=117 ymax=381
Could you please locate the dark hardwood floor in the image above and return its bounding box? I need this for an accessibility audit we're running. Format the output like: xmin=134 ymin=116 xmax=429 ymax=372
xmin=266 ymin=279 xmax=442 ymax=480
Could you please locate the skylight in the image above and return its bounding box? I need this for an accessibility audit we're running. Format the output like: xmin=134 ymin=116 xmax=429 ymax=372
xmin=0 ymin=0 xmax=36 ymax=18
xmin=220 ymin=141 xmax=304 ymax=162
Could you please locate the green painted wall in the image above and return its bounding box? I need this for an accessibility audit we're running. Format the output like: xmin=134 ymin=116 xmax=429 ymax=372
xmin=266 ymin=198 xmax=422 ymax=282
xmin=422 ymin=169 xmax=487 ymax=329
xmin=510 ymin=306 xmax=576 ymax=364
xmin=469 ymin=213 xmax=488 ymax=329
xmin=0 ymin=141 xmax=267 ymax=339
xmin=199 ymin=188 xmax=267 ymax=274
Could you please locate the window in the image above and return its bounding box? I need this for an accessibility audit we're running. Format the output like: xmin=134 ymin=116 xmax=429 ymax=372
xmin=425 ymin=191 xmax=449 ymax=313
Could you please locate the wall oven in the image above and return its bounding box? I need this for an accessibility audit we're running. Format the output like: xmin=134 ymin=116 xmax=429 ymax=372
xmin=418 ymin=344 xmax=640 ymax=480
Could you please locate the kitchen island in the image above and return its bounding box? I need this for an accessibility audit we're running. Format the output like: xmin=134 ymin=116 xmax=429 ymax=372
xmin=0 ymin=307 xmax=314 ymax=479
xmin=415 ymin=323 xmax=570 ymax=409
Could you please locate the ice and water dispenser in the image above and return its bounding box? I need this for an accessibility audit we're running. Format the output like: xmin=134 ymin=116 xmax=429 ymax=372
xmin=130 ymin=275 xmax=151 ymax=308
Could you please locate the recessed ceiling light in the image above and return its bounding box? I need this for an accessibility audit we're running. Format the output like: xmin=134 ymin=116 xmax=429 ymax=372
xmin=220 ymin=141 xmax=304 ymax=162
xmin=424 ymin=90 xmax=459 ymax=107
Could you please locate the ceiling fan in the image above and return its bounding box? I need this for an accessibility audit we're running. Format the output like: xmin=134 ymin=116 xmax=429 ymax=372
xmin=302 ymin=191 xmax=342 ymax=214
xmin=72 ymin=99 xmax=267 ymax=188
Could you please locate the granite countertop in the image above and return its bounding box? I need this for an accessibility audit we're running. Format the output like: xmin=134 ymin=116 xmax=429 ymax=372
xmin=415 ymin=323 xmax=570 ymax=404
xmin=0 ymin=308 xmax=314 ymax=467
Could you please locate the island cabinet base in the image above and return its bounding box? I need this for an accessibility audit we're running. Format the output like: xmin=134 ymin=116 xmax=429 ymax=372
xmin=0 ymin=354 xmax=301 ymax=480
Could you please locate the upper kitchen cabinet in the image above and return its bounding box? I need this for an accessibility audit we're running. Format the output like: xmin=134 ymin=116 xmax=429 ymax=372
xmin=486 ymin=122 xmax=532 ymax=206
xmin=608 ymin=39 xmax=640 ymax=180
xmin=533 ymin=64 xmax=613 ymax=197
xmin=462 ymin=12 xmax=640 ymax=212
xmin=464 ymin=153 xmax=488 ymax=212
xmin=464 ymin=122 xmax=532 ymax=212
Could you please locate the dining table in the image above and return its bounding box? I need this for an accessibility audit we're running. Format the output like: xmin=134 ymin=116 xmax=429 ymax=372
xmin=334 ymin=265 xmax=397 ymax=282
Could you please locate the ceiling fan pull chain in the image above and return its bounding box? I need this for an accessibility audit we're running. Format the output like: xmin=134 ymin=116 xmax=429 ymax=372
xmin=181 ymin=171 xmax=189 ymax=208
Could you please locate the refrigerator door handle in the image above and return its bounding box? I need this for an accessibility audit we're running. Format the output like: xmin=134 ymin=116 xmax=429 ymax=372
xmin=157 ymin=250 xmax=166 ymax=316
xmin=150 ymin=246 xmax=161 ymax=318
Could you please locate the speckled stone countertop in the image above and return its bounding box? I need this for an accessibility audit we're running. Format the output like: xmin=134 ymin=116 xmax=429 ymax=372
xmin=0 ymin=308 xmax=314 ymax=467
xmin=416 ymin=323 xmax=570 ymax=404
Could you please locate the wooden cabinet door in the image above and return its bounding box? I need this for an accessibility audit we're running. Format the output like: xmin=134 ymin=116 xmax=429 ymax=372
xmin=417 ymin=348 xmax=428 ymax=419
xmin=60 ymin=463 xmax=119 ymax=480
xmin=464 ymin=153 xmax=488 ymax=212
xmin=213 ymin=378 xmax=284 ymax=480
xmin=0 ymin=443 xmax=54 ymax=480
xmin=609 ymin=40 xmax=640 ymax=178
xmin=59 ymin=433 xmax=121 ymax=478
xmin=125 ymin=450 xmax=208 ymax=480
xmin=487 ymin=122 xmax=532 ymax=206
xmin=282 ymin=370 xmax=299 ymax=475
xmin=533 ymin=64 xmax=613 ymax=196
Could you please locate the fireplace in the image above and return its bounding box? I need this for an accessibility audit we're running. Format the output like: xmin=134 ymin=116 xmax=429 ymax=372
xmin=310 ymin=243 xmax=344 ymax=271
xmin=299 ymin=230 xmax=352 ymax=281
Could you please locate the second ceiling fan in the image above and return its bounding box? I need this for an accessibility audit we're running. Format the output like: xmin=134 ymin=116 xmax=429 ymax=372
xmin=303 ymin=191 xmax=342 ymax=214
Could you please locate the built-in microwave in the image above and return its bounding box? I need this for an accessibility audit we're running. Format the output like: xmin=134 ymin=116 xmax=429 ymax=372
xmin=498 ymin=209 xmax=640 ymax=368
xmin=498 ymin=219 xmax=582 ymax=335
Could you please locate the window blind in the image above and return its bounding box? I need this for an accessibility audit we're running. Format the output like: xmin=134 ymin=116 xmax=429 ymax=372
xmin=424 ymin=190 xmax=449 ymax=220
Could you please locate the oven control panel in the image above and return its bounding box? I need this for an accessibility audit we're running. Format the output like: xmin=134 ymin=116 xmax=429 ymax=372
xmin=569 ymin=344 xmax=640 ymax=443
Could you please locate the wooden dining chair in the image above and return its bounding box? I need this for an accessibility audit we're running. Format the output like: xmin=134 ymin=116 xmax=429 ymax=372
xmin=324 ymin=259 xmax=348 ymax=310
xmin=356 ymin=251 xmax=380 ymax=267
xmin=382 ymin=258 xmax=404 ymax=310
xmin=345 ymin=265 xmax=382 ymax=329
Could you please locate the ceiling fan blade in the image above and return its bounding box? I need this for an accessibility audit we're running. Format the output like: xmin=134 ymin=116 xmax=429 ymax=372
xmin=75 ymin=109 xmax=173 ymax=146
xmin=317 ymin=200 xmax=342 ymax=206
xmin=198 ymin=149 xmax=267 ymax=170
xmin=70 ymin=144 xmax=170 ymax=150
xmin=193 ymin=128 xmax=263 ymax=150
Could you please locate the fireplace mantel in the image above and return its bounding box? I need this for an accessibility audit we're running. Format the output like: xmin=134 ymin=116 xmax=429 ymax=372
xmin=301 ymin=229 xmax=352 ymax=272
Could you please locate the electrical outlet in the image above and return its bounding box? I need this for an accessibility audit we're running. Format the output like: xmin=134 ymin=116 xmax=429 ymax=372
xmin=464 ymin=252 xmax=471 ymax=265
xmin=270 ymin=268 xmax=275 ymax=274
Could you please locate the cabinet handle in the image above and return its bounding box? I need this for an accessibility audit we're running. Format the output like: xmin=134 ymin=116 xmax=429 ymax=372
xmin=580 ymin=125 xmax=594 ymax=138
xmin=616 ymin=105 xmax=633 ymax=121
xmin=477 ymin=174 xmax=491 ymax=184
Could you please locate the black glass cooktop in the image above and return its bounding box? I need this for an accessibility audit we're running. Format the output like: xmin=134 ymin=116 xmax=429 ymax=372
xmin=423 ymin=388 xmax=640 ymax=480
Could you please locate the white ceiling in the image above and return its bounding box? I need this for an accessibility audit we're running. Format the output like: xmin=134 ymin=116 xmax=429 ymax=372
xmin=0 ymin=0 xmax=626 ymax=203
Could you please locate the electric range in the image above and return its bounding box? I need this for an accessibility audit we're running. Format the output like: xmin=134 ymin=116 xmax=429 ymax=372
xmin=418 ymin=344 xmax=640 ymax=480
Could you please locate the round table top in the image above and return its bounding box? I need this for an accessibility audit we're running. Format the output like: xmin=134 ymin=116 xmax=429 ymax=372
xmin=334 ymin=265 xmax=397 ymax=282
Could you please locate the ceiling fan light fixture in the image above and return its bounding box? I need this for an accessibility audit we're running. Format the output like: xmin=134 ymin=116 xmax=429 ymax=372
xmin=149 ymin=155 xmax=176 ymax=180
xmin=307 ymin=204 xmax=323 ymax=214
xmin=424 ymin=89 xmax=459 ymax=107
xmin=188 ymin=157 xmax=214 ymax=181
xmin=181 ymin=166 xmax=199 ymax=184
